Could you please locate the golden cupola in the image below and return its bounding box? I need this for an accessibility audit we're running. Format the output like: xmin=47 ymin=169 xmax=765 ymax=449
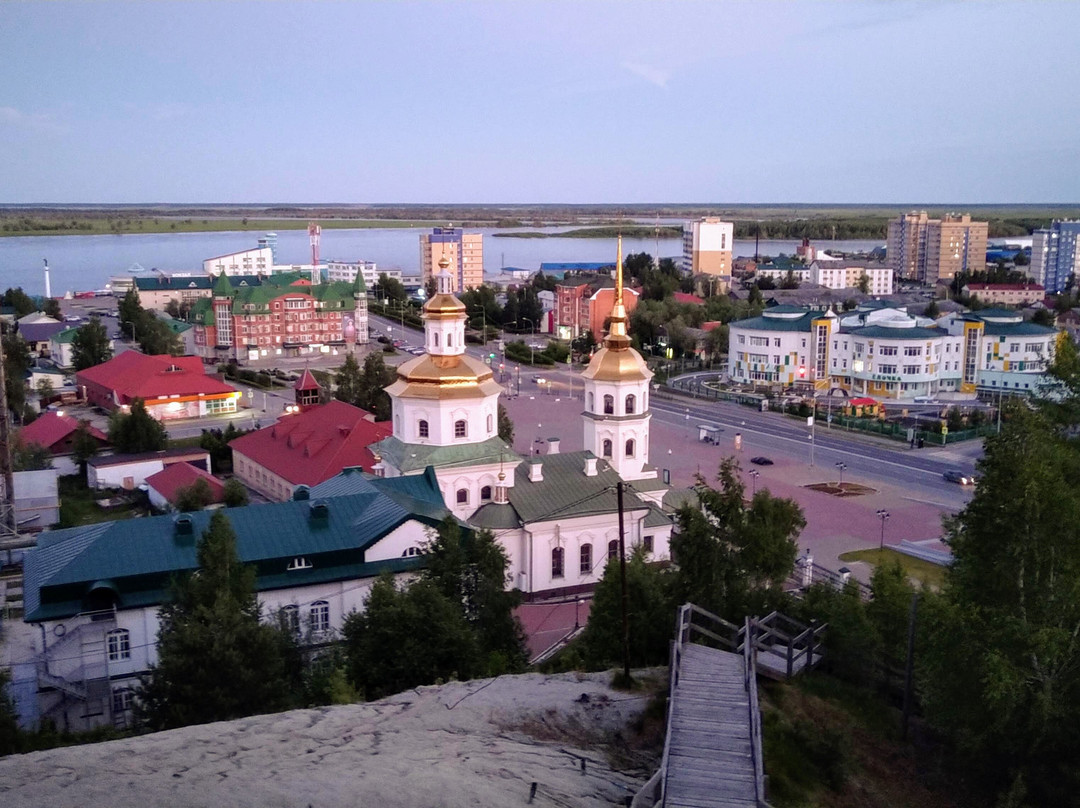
xmin=581 ymin=235 xmax=651 ymax=383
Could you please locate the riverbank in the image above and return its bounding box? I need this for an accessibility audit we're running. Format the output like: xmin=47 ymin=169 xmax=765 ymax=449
xmin=0 ymin=217 xmax=457 ymax=238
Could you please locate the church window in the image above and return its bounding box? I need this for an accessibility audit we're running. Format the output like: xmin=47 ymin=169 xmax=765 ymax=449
xmin=643 ymin=535 xmax=654 ymax=554
xmin=447 ymin=333 xmax=453 ymax=347
xmin=310 ymin=601 xmax=330 ymax=634
xmin=603 ymin=394 xmax=614 ymax=414
xmin=418 ymin=419 xmax=429 ymax=438
xmin=434 ymin=332 xmax=440 ymax=346
xmin=551 ymin=547 xmax=564 ymax=579
xmin=625 ymin=394 xmax=635 ymax=414
xmin=455 ymin=419 xmax=467 ymax=438
xmin=579 ymin=544 xmax=592 ymax=575
xmin=480 ymin=485 xmax=492 ymax=502
xmin=602 ymin=439 xmax=612 ymax=458
xmin=107 ymin=629 xmax=131 ymax=662
xmin=456 ymin=488 xmax=469 ymax=505
xmin=608 ymin=539 xmax=619 ymax=560
xmin=487 ymin=414 xmax=493 ymax=434
xmin=625 ymin=439 xmax=635 ymax=457
xmin=588 ymin=392 xmax=594 ymax=411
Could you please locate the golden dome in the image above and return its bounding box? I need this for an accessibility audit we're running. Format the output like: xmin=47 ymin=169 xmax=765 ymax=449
xmin=438 ymin=254 xmax=451 ymax=270
xmin=387 ymin=353 xmax=504 ymax=400
xmin=423 ymin=293 xmax=466 ymax=316
xmin=581 ymin=345 xmax=652 ymax=382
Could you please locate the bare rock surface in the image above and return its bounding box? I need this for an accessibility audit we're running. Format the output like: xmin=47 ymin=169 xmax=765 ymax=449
xmin=0 ymin=671 xmax=655 ymax=807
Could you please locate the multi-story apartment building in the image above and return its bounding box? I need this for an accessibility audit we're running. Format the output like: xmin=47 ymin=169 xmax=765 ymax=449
xmin=419 ymin=227 xmax=483 ymax=292
xmin=1029 ymin=221 xmax=1080 ymax=294
xmin=203 ymin=246 xmax=273 ymax=277
xmin=135 ymin=273 xmax=265 ymax=310
xmin=961 ymin=283 xmax=1044 ymax=307
xmin=728 ymin=303 xmax=1056 ymax=399
xmin=809 ymin=259 xmax=893 ymax=295
xmin=325 ymin=259 xmax=390 ymax=288
xmin=189 ymin=271 xmax=368 ymax=361
xmin=888 ymin=212 xmax=988 ymax=284
xmin=553 ymin=276 xmax=640 ymax=341
xmin=682 ymin=218 xmax=734 ymax=290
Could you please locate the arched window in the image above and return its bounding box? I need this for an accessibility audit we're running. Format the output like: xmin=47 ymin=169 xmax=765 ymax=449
xmin=402 ymin=546 xmax=422 ymax=557
xmin=625 ymin=439 xmax=635 ymax=457
xmin=480 ymin=485 xmax=492 ymax=501
xmin=310 ymin=601 xmax=329 ymax=634
xmin=487 ymin=413 xmax=493 ymax=434
xmin=456 ymin=488 xmax=469 ymax=505
xmin=608 ymin=539 xmax=619 ymax=560
xmin=625 ymin=394 xmax=636 ymax=414
xmin=447 ymin=333 xmax=453 ymax=347
xmin=282 ymin=605 xmax=300 ymax=635
xmin=603 ymin=394 xmax=614 ymax=414
xmin=588 ymin=392 xmax=594 ymax=411
xmin=579 ymin=543 xmax=592 ymax=575
xmin=455 ymin=419 xmax=467 ymax=438
xmin=106 ymin=629 xmax=130 ymax=662
xmin=602 ymin=439 xmax=612 ymax=458
xmin=418 ymin=419 xmax=429 ymax=438
xmin=551 ymin=547 xmax=565 ymax=579
xmin=434 ymin=332 xmax=440 ymax=346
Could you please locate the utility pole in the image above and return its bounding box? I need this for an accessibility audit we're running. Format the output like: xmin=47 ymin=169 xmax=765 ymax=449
xmin=616 ymin=481 xmax=631 ymax=684
xmin=0 ymin=335 xmax=19 ymax=551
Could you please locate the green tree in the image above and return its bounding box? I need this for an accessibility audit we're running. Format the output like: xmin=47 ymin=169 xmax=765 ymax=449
xmin=857 ymin=273 xmax=870 ymax=294
xmin=0 ymin=667 xmax=20 ymax=756
xmin=34 ymin=377 xmax=54 ymax=402
xmin=1032 ymin=308 xmax=1056 ymax=327
xmin=343 ymin=573 xmax=478 ymax=701
xmin=174 ymin=478 xmax=215 ymax=512
xmin=375 ymin=273 xmax=407 ymax=305
xmin=2 ymin=288 xmax=36 ymax=319
xmin=118 ymin=288 xmax=143 ymax=338
xmin=357 ymin=352 xmax=395 ymax=421
xmin=12 ymin=440 xmax=52 ymax=471
xmin=70 ymin=420 xmax=100 ymax=475
xmin=672 ymin=458 xmax=804 ymax=620
xmin=223 ymin=478 xmax=249 ymax=507
xmin=71 ymin=316 xmax=113 ymax=370
xmin=138 ymin=511 xmax=297 ymax=730
xmin=2 ymin=332 xmax=31 ymax=420
xmin=920 ymin=403 xmax=1080 ymax=805
xmin=748 ymin=284 xmax=764 ymax=307
xmin=43 ymin=298 xmax=62 ymax=320
xmin=136 ymin=313 xmax=182 ymax=356
xmin=923 ymin=299 xmax=940 ymax=318
xmin=108 ymin=398 xmax=167 ymax=454
xmin=497 ymin=402 xmax=514 ymax=443
xmin=334 ymin=352 xmax=362 ymax=406
xmin=422 ymin=517 xmax=527 ymax=674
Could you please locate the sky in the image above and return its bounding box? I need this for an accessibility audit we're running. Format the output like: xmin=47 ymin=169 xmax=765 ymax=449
xmin=2 ymin=0 xmax=1078 ymax=204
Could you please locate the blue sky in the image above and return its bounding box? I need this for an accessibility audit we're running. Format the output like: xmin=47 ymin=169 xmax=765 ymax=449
xmin=2 ymin=1 xmax=1078 ymax=204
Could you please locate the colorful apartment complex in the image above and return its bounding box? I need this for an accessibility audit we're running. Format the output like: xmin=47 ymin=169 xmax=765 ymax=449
xmin=76 ymin=352 xmax=240 ymax=420
xmin=887 ymin=211 xmax=988 ymax=284
xmin=554 ymin=275 xmax=640 ymax=341
xmin=419 ymin=227 xmax=483 ymax=292
xmin=682 ymin=218 xmax=734 ymax=289
xmin=188 ymin=271 xmax=368 ymax=361
xmin=728 ymin=303 xmax=1057 ymax=399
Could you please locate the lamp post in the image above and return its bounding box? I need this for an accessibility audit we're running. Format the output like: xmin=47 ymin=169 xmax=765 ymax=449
xmin=575 ymin=597 xmax=583 ymax=629
xmin=521 ymin=317 xmax=535 ymax=336
xmin=835 ymin=462 xmax=846 ymax=487
xmin=748 ymin=468 xmax=760 ymax=495
xmin=122 ymin=319 xmax=137 ymax=345
xmin=876 ymin=509 xmax=890 ymax=551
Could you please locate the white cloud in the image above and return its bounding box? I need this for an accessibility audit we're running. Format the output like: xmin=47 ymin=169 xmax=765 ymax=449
xmin=620 ymin=61 xmax=671 ymax=89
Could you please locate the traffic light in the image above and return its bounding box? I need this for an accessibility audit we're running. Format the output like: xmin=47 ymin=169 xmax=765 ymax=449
xmin=499 ymin=363 xmax=504 ymax=372
xmin=489 ymin=353 xmax=496 ymax=360
xmin=798 ymin=366 xmax=806 ymax=378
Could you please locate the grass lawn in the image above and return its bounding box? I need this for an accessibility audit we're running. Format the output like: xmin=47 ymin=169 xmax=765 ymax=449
xmin=58 ymin=474 xmax=139 ymax=528
xmin=838 ymin=548 xmax=947 ymax=590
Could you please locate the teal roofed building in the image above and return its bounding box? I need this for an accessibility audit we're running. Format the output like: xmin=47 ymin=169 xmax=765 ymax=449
xmin=19 ymin=467 xmax=452 ymax=732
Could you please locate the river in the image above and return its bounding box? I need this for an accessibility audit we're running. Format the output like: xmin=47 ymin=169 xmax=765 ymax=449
xmin=0 ymin=227 xmax=884 ymax=297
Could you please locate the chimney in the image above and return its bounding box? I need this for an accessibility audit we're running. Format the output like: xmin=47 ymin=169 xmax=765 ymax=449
xmin=292 ymin=485 xmax=311 ymax=501
xmin=546 ymin=437 xmax=560 ymax=455
xmin=584 ymin=457 xmax=598 ymax=477
xmin=309 ymin=500 xmax=329 ymax=522
xmin=529 ymin=461 xmax=543 ymax=482
xmin=173 ymin=514 xmax=194 ymax=540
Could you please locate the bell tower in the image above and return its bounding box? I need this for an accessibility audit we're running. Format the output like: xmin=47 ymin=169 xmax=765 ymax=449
xmin=580 ymin=236 xmax=655 ymax=480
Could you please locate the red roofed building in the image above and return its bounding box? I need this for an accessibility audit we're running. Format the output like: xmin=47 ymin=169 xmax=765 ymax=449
xmin=961 ymin=282 xmax=1044 ymax=307
xmin=76 ymin=351 xmax=239 ymax=421
xmin=673 ymin=292 xmax=705 ymax=306
xmin=145 ymin=462 xmax=226 ymax=511
xmin=16 ymin=412 xmax=108 ymax=455
xmin=230 ymin=399 xmax=392 ymax=501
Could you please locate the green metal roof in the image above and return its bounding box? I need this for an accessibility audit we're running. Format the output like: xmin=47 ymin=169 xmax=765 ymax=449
xmin=845 ymin=325 xmax=943 ymax=339
xmin=981 ymin=321 xmax=1057 ymax=337
xmin=731 ymin=311 xmax=823 ymax=332
xmin=212 ymin=272 xmax=234 ymax=296
xmin=189 ymin=297 xmax=214 ymax=326
xmin=469 ymin=502 xmax=522 ymax=530
xmin=52 ymin=327 xmax=79 ymax=344
xmin=372 ymin=435 xmax=519 ymax=474
xmin=23 ymin=475 xmax=452 ymax=622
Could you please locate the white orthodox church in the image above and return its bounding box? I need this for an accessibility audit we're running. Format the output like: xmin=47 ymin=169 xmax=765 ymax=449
xmin=371 ymin=248 xmax=676 ymax=599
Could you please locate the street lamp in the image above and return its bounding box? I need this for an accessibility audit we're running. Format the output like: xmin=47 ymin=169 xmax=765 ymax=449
xmin=876 ymin=509 xmax=890 ymax=551
xmin=835 ymin=462 xmax=847 ymax=487
xmin=575 ymin=597 xmax=583 ymax=629
xmin=521 ymin=317 xmax=535 ymax=336
xmin=748 ymin=468 xmax=760 ymax=495
xmin=122 ymin=319 xmax=137 ymax=344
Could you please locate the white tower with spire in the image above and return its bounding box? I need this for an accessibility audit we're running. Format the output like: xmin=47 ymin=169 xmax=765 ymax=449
xmin=580 ymin=236 xmax=655 ymax=481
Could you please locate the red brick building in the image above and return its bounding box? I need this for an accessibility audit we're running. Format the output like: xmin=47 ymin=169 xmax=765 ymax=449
xmin=554 ymin=277 xmax=640 ymax=342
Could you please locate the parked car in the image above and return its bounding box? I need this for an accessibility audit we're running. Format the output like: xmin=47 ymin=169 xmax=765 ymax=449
xmin=750 ymin=456 xmax=773 ymax=466
xmin=943 ymin=469 xmax=974 ymax=485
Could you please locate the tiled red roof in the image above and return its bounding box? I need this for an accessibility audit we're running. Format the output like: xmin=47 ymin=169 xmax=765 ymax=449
xmin=965 ymin=283 xmax=1044 ymax=291
xmin=701 ymin=321 xmax=723 ymax=332
xmin=230 ymin=400 xmax=392 ymax=487
xmin=294 ymin=368 xmax=321 ymax=392
xmin=17 ymin=412 xmax=107 ymax=452
xmin=673 ymin=292 xmax=705 ymax=305
xmin=145 ymin=462 xmax=226 ymax=505
xmin=75 ymin=351 xmax=237 ymax=401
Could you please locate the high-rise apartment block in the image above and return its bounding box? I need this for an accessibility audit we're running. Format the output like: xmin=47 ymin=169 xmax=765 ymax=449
xmin=419 ymin=227 xmax=484 ymax=292
xmin=887 ymin=211 xmax=988 ymax=285
xmin=1030 ymin=221 xmax=1080 ymax=294
xmin=682 ymin=218 xmax=734 ymax=287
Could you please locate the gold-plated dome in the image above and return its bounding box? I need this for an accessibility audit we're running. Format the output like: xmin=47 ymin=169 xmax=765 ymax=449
xmin=387 ymin=353 xmax=504 ymax=400
xmin=582 ymin=345 xmax=652 ymax=382
xmin=438 ymin=254 xmax=451 ymax=270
